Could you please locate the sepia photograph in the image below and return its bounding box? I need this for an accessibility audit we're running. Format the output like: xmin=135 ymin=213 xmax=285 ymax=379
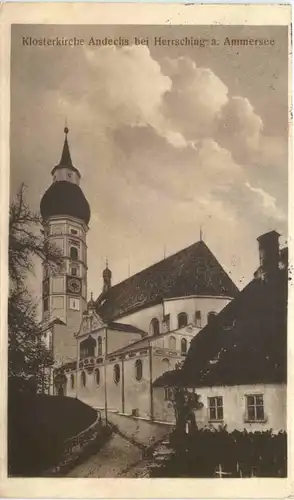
xmin=5 ymin=13 xmax=289 ymax=485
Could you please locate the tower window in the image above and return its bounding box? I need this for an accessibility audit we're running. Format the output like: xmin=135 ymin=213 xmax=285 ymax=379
xmin=195 ymin=310 xmax=201 ymax=328
xmin=43 ymin=297 xmax=49 ymax=312
xmin=69 ymin=297 xmax=80 ymax=311
xmin=150 ymin=318 xmax=160 ymax=336
xmin=114 ymin=364 xmax=120 ymax=384
xmin=71 ymin=374 xmax=75 ymax=389
xmin=70 ymin=246 xmax=78 ymax=260
xmin=81 ymin=371 xmax=86 ymax=387
xmin=70 ymin=265 xmax=79 ymax=277
xmin=181 ymin=338 xmax=188 ymax=355
xmin=70 ymin=229 xmax=78 ymax=235
xmin=178 ymin=312 xmax=188 ymax=329
xmin=135 ymin=359 xmax=143 ymax=381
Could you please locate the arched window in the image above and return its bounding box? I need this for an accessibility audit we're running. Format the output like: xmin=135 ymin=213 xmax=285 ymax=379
xmin=150 ymin=318 xmax=160 ymax=336
xmin=178 ymin=312 xmax=188 ymax=329
xmin=98 ymin=336 xmax=102 ymax=356
xmin=181 ymin=338 xmax=188 ymax=355
xmin=162 ymin=358 xmax=170 ymax=372
xmin=80 ymin=336 xmax=96 ymax=359
xmin=70 ymin=246 xmax=78 ymax=260
xmin=195 ymin=310 xmax=201 ymax=328
xmin=81 ymin=371 xmax=86 ymax=387
xmin=169 ymin=336 xmax=177 ymax=351
xmin=135 ymin=359 xmax=143 ymax=381
xmin=207 ymin=311 xmax=217 ymax=325
xmin=70 ymin=373 xmax=75 ymax=389
xmin=95 ymin=368 xmax=100 ymax=386
xmin=114 ymin=364 xmax=120 ymax=384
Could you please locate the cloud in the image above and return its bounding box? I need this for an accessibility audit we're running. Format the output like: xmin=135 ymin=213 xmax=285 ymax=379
xmin=10 ymin=38 xmax=287 ymax=296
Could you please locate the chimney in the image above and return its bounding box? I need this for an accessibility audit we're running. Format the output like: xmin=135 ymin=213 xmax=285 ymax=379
xmin=257 ymin=230 xmax=280 ymax=281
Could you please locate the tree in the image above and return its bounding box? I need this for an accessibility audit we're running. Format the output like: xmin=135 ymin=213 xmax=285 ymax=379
xmin=8 ymin=184 xmax=62 ymax=393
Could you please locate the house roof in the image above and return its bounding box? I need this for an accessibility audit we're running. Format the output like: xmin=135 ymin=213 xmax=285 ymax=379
xmin=96 ymin=240 xmax=239 ymax=322
xmin=154 ymin=267 xmax=287 ymax=388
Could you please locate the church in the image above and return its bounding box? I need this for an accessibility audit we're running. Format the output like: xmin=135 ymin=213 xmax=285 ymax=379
xmin=40 ymin=127 xmax=247 ymax=422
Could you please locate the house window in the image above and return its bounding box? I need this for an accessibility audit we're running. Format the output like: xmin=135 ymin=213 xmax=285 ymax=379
xmin=246 ymin=394 xmax=265 ymax=422
xmin=81 ymin=371 xmax=86 ymax=387
xmin=48 ymin=331 xmax=53 ymax=352
xmin=135 ymin=359 xmax=143 ymax=381
xmin=169 ymin=336 xmax=176 ymax=351
xmin=150 ymin=318 xmax=160 ymax=336
xmin=98 ymin=336 xmax=102 ymax=356
xmin=208 ymin=396 xmax=224 ymax=421
xmin=164 ymin=387 xmax=173 ymax=401
xmin=114 ymin=364 xmax=120 ymax=384
xmin=71 ymin=374 xmax=75 ymax=389
xmin=195 ymin=310 xmax=201 ymax=328
xmin=80 ymin=336 xmax=96 ymax=359
xmin=43 ymin=297 xmax=49 ymax=312
xmin=207 ymin=311 xmax=217 ymax=325
xmin=178 ymin=312 xmax=188 ymax=328
xmin=181 ymin=338 xmax=187 ymax=355
xmin=95 ymin=368 xmax=100 ymax=386
xmin=70 ymin=246 xmax=78 ymax=260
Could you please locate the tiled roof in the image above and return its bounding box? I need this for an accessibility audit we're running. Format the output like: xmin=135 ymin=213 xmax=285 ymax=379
xmin=97 ymin=240 xmax=239 ymax=321
xmin=154 ymin=267 xmax=287 ymax=388
xmin=108 ymin=322 xmax=146 ymax=335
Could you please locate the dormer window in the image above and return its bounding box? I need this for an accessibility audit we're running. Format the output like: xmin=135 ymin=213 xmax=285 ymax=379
xmin=178 ymin=312 xmax=188 ymax=329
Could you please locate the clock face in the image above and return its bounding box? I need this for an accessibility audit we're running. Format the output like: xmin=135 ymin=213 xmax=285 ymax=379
xmin=67 ymin=277 xmax=81 ymax=294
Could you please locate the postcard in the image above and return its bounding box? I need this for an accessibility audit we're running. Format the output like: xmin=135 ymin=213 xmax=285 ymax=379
xmin=0 ymin=3 xmax=292 ymax=498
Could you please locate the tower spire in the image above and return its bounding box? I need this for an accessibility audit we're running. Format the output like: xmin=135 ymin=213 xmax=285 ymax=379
xmin=59 ymin=126 xmax=73 ymax=167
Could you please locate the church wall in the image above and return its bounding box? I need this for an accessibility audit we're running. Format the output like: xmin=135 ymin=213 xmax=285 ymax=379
xmin=75 ymin=366 xmax=106 ymax=408
xmin=151 ymin=351 xmax=181 ymax=382
xmin=153 ymin=387 xmax=176 ymax=423
xmin=115 ymin=303 xmax=164 ymax=335
xmin=107 ymin=328 xmax=142 ymax=355
xmin=123 ymin=355 xmax=151 ymax=418
xmin=164 ymin=296 xmax=232 ymax=331
xmin=52 ymin=322 xmax=77 ymax=365
xmin=105 ymin=360 xmax=123 ymax=412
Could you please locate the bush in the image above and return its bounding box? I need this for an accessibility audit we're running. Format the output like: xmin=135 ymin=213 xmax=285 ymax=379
xmin=150 ymin=427 xmax=287 ymax=478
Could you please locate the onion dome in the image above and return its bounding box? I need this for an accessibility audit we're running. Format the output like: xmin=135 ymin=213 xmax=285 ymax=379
xmin=40 ymin=128 xmax=90 ymax=225
xmin=102 ymin=259 xmax=112 ymax=293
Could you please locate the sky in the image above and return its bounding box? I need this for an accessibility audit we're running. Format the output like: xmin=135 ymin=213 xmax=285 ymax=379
xmin=10 ymin=24 xmax=288 ymax=303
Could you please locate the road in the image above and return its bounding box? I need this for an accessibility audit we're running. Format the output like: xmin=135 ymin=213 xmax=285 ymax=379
xmin=67 ymin=413 xmax=173 ymax=478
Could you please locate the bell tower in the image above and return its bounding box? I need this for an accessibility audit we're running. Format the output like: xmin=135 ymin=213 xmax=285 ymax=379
xmin=40 ymin=127 xmax=91 ymax=366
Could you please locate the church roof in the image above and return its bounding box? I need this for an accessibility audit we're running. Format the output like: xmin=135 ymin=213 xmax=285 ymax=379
xmin=97 ymin=240 xmax=239 ymax=321
xmin=108 ymin=322 xmax=146 ymax=335
xmin=154 ymin=266 xmax=287 ymax=388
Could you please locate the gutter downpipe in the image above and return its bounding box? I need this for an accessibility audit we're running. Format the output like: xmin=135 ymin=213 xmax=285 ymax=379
xmin=149 ymin=341 xmax=154 ymax=422
xmin=104 ymin=326 xmax=108 ymax=425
